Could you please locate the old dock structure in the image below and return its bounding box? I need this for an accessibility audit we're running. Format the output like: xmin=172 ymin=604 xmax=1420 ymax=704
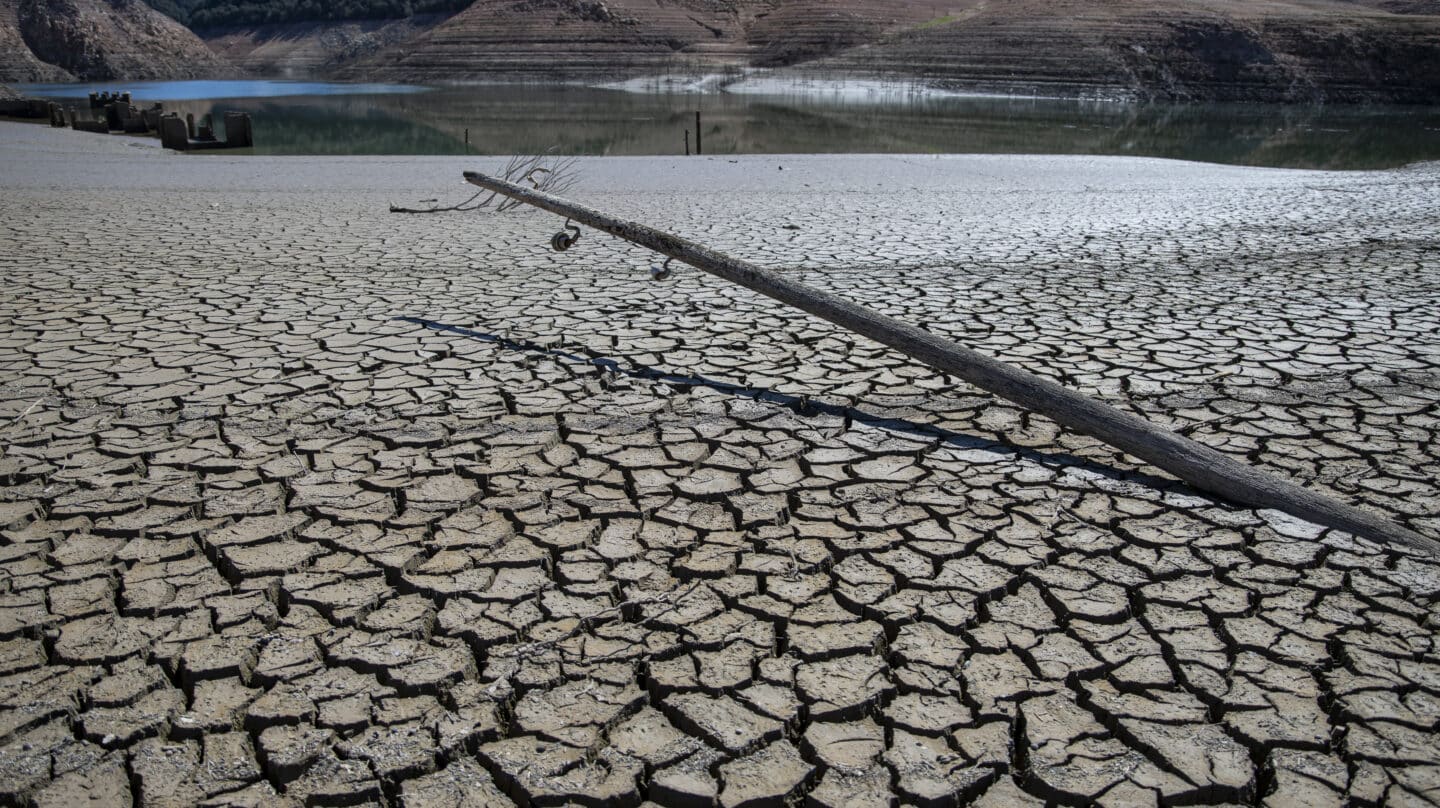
xmin=4 ymin=88 xmax=254 ymax=151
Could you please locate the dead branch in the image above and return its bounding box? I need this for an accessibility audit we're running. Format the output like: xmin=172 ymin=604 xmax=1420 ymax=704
xmin=390 ymin=152 xmax=579 ymax=214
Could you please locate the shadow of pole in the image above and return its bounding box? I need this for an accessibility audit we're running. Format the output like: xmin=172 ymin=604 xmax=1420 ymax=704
xmin=398 ymin=316 xmax=1184 ymax=495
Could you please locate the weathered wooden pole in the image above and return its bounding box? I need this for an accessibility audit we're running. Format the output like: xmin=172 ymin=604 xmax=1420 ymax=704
xmin=684 ymin=129 xmax=690 ymax=156
xmin=695 ymin=111 xmax=702 ymax=155
xmin=461 ymin=170 xmax=1440 ymax=557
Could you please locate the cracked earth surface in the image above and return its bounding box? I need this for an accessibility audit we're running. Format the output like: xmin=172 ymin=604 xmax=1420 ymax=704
xmin=1 ymin=124 xmax=1439 ymax=806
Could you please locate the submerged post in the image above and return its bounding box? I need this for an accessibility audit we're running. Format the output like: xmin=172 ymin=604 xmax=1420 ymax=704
xmin=159 ymin=115 xmax=189 ymax=150
xmin=461 ymin=169 xmax=1439 ymax=557
xmin=223 ymin=112 xmax=253 ymax=147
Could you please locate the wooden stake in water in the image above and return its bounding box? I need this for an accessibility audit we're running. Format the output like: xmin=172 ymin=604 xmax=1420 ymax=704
xmin=460 ymin=169 xmax=1440 ymax=558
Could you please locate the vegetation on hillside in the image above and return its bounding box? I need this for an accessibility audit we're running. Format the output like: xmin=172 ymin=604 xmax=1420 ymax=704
xmin=143 ymin=0 xmax=472 ymax=28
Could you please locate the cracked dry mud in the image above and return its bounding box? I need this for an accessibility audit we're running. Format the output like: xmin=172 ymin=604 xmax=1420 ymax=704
xmin=1 ymin=124 xmax=1439 ymax=807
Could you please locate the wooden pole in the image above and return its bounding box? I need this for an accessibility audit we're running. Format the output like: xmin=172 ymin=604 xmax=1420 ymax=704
xmin=684 ymin=129 xmax=690 ymax=156
xmin=695 ymin=111 xmax=702 ymax=155
xmin=461 ymin=170 xmax=1439 ymax=557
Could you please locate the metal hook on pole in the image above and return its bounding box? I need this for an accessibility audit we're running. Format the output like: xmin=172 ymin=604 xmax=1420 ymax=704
xmin=550 ymin=218 xmax=582 ymax=252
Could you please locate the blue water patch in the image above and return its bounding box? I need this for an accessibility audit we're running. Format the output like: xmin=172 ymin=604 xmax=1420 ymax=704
xmin=15 ymin=80 xmax=431 ymax=102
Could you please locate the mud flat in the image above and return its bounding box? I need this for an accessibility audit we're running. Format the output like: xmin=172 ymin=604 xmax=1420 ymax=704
xmin=2 ymin=121 xmax=1439 ymax=806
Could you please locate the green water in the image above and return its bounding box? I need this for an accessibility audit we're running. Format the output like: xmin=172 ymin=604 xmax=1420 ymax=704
xmin=19 ymin=80 xmax=1440 ymax=169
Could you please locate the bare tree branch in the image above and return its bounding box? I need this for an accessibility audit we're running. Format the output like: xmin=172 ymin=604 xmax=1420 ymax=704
xmin=390 ymin=152 xmax=580 ymax=214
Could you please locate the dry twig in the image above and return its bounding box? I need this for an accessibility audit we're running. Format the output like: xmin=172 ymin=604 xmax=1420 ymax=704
xmin=390 ymin=152 xmax=579 ymax=214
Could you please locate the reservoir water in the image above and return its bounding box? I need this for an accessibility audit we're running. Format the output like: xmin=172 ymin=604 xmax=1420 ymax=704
xmin=18 ymin=79 xmax=1440 ymax=169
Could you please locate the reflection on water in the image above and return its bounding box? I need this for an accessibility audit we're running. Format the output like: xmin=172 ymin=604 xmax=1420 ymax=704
xmin=19 ymin=81 xmax=1440 ymax=169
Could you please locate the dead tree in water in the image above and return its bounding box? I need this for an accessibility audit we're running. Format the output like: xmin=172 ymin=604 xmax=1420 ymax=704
xmin=457 ymin=168 xmax=1439 ymax=558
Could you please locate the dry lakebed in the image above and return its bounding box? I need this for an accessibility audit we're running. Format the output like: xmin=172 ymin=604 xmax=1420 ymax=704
xmin=1 ymin=121 xmax=1439 ymax=806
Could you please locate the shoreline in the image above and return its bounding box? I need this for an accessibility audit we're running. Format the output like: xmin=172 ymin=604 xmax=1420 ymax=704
xmin=26 ymin=74 xmax=1440 ymax=108
xmin=596 ymin=71 xmax=1097 ymax=103
xmin=6 ymin=119 xmax=1438 ymax=196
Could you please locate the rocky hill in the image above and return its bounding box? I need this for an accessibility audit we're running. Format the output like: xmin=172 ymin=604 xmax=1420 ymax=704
xmin=334 ymin=0 xmax=952 ymax=81
xmin=202 ymin=15 xmax=444 ymax=77
xmin=1 ymin=0 xmax=72 ymax=81
xmin=2 ymin=0 xmax=1437 ymax=102
xmin=814 ymin=0 xmax=1440 ymax=103
xmin=332 ymin=0 xmax=1440 ymax=103
xmin=0 ymin=0 xmax=230 ymax=82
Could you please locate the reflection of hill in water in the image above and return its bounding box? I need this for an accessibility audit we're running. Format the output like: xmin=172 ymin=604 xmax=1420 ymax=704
xmin=157 ymin=95 xmax=465 ymax=155
xmin=155 ymin=87 xmax=1440 ymax=169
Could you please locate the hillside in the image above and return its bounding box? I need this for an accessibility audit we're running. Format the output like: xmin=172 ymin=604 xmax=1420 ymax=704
xmin=202 ymin=15 xmax=445 ymax=76
xmin=331 ymin=0 xmax=1440 ymax=103
xmin=815 ymin=0 xmax=1440 ymax=103
xmin=0 ymin=0 xmax=230 ymax=82
xmin=1 ymin=0 xmax=73 ymax=80
xmin=334 ymin=0 xmax=952 ymax=81
xmin=4 ymin=0 xmax=1438 ymax=101
xmin=145 ymin=0 xmax=470 ymax=28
